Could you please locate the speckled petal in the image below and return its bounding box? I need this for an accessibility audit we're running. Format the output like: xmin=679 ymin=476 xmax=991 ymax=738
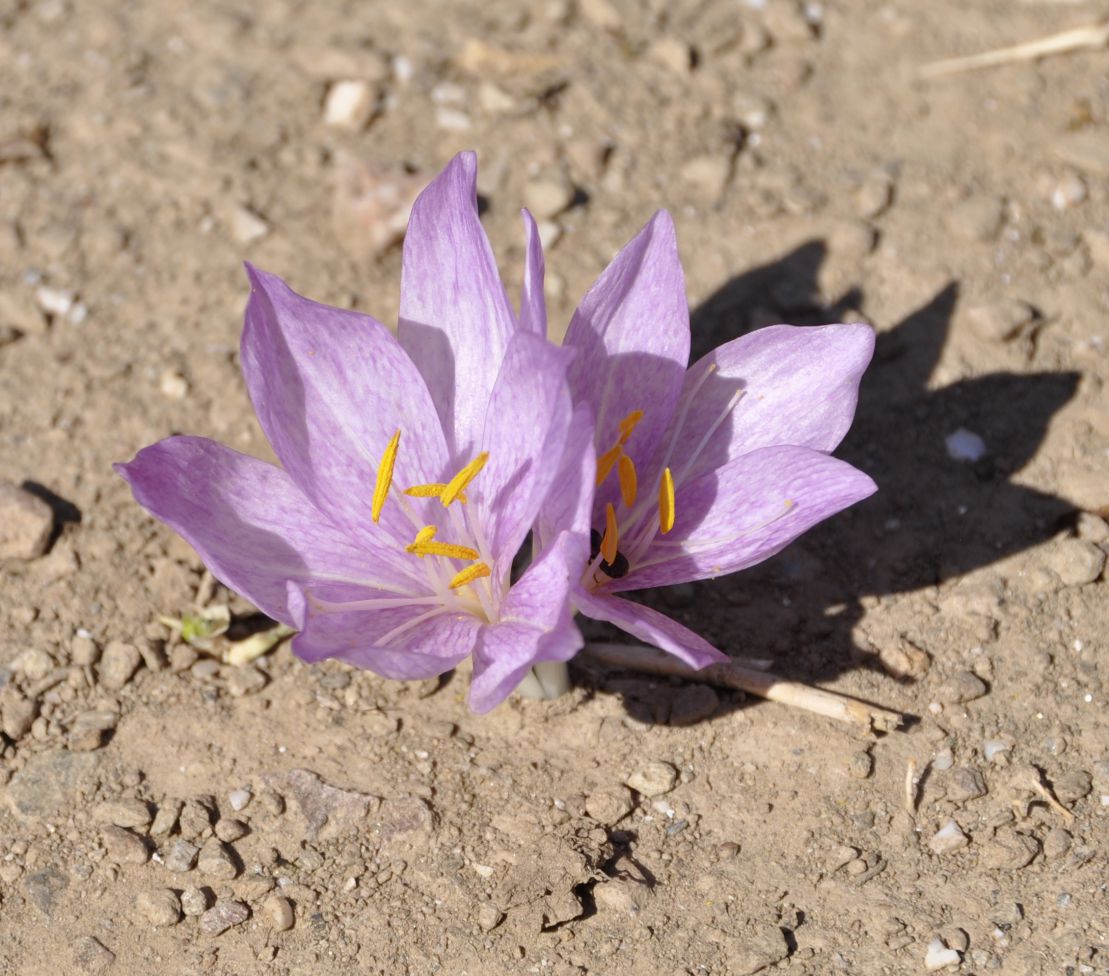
xmin=241 ymin=266 xmax=449 ymax=559
xmin=398 ymin=152 xmax=517 ymax=458
xmin=662 ymin=324 xmax=875 ymax=486
xmin=114 ymin=437 xmax=403 ymax=626
xmin=563 ymin=210 xmax=690 ymax=512
xmin=613 ymin=444 xmax=877 ymax=591
xmin=574 ymin=588 xmax=727 ymax=669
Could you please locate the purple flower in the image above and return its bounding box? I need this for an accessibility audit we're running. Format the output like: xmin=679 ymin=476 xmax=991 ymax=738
xmin=556 ymin=211 xmax=878 ymax=667
xmin=115 ymin=153 xmax=594 ymax=712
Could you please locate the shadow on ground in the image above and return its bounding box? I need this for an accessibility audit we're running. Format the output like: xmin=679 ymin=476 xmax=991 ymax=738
xmin=574 ymin=241 xmax=1080 ymax=727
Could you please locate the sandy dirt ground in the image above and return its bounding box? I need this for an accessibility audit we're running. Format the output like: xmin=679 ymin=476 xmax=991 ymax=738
xmin=2 ymin=0 xmax=1108 ymax=973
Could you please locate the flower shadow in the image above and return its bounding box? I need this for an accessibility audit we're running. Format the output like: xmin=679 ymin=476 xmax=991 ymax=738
xmin=579 ymin=241 xmax=1080 ymax=727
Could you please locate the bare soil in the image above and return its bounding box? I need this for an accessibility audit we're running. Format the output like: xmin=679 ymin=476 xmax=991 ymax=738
xmin=1 ymin=0 xmax=1107 ymax=973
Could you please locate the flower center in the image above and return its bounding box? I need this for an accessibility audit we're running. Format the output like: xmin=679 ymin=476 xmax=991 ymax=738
xmin=371 ymin=430 xmax=494 ymax=598
xmin=588 ymin=409 xmax=675 ymax=586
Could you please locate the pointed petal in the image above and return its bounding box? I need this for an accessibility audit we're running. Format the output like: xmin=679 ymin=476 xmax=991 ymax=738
xmin=615 ymin=445 xmax=877 ymax=590
xmin=664 ymin=323 xmax=875 ymax=485
xmin=469 ymin=531 xmax=587 ymax=713
xmin=518 ymin=209 xmax=547 ymax=337
xmin=563 ymin=210 xmax=690 ymax=509
xmin=114 ymin=437 xmax=400 ymax=626
xmin=398 ymin=152 xmax=516 ymax=457
xmin=536 ymin=403 xmax=597 ymax=552
xmin=574 ymin=588 xmax=726 ymax=669
xmin=288 ymin=583 xmax=480 ymax=680
xmin=241 ymin=266 xmax=449 ymax=557
xmin=478 ymin=332 xmax=575 ymax=572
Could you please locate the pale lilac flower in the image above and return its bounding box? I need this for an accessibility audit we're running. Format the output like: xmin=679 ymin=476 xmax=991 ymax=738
xmin=556 ymin=211 xmax=877 ymax=667
xmin=116 ymin=153 xmax=594 ymax=712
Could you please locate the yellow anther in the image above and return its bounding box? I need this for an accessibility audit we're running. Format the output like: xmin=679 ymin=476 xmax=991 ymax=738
xmin=600 ymin=502 xmax=619 ymax=565
xmin=405 ymin=540 xmax=481 ymax=561
xmin=413 ymin=525 xmax=437 ymax=546
xmin=658 ymin=467 xmax=675 ymax=535
xmin=617 ymin=409 xmax=644 ymax=445
xmin=595 ymin=444 xmax=622 ymax=487
xmin=403 ymin=483 xmax=467 ymax=503
xmin=441 ymin=452 xmax=489 ymax=507
xmin=448 ymin=562 xmax=491 ymax=590
xmin=617 ymin=453 xmax=638 ymax=508
xmin=371 ymin=429 xmax=401 ymax=523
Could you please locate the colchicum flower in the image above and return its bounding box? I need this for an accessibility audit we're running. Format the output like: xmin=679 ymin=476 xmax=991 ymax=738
xmin=556 ymin=211 xmax=878 ymax=667
xmin=115 ymin=153 xmax=594 ymax=712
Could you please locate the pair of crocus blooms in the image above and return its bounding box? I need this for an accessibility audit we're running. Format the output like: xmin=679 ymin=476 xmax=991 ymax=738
xmin=118 ymin=152 xmax=876 ymax=712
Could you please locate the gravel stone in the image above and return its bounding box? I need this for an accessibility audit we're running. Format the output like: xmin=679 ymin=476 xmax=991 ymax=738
xmin=324 ymin=80 xmax=375 ymax=129
xmin=0 ymin=482 xmax=54 ymax=560
xmin=929 ymin=819 xmax=970 ymax=854
xmin=668 ymin=684 xmax=720 ymax=725
xmin=983 ymin=829 xmax=1040 ymax=870
xmin=70 ymin=936 xmax=115 ymax=974
xmin=135 ymin=888 xmax=181 ymax=926
xmin=150 ymin=799 xmax=182 ymax=836
xmin=627 ymin=761 xmax=679 ymax=797
xmin=163 ymin=839 xmax=200 ymax=873
xmin=1 ymin=692 xmax=38 ymax=740
xmin=214 ymin=818 xmax=249 ymax=843
xmin=1042 ymin=827 xmax=1072 ymax=859
xmin=228 ymin=788 xmax=252 ymax=812
xmin=523 ymin=173 xmax=576 ymax=219
xmin=944 ymin=767 xmax=987 ymax=803
xmin=197 ymin=838 xmax=240 ymax=879
xmin=101 ymin=825 xmax=149 ymax=865
xmin=476 ymin=902 xmax=503 ymax=932
xmin=200 ymin=899 xmax=250 ymax=936
xmin=1053 ymin=769 xmax=1092 ymax=803
xmin=66 ymin=709 xmax=117 ymax=751
xmin=97 ymin=641 xmax=142 ymax=690
xmin=584 ymin=786 xmax=635 ymax=823
xmin=937 ymin=671 xmax=988 ymax=704
xmin=71 ymin=636 xmax=100 ymax=666
xmin=226 ymin=665 xmax=267 ymax=697
xmin=93 ymin=799 xmax=153 ymax=830
xmin=180 ymin=886 xmax=210 ymax=916
xmin=1046 ymin=540 xmax=1106 ymax=587
xmin=262 ymin=893 xmax=294 ymax=931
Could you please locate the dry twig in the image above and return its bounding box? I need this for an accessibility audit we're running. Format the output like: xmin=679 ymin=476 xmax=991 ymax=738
xmin=582 ymin=642 xmax=904 ymax=733
xmin=921 ymin=20 xmax=1109 ymax=78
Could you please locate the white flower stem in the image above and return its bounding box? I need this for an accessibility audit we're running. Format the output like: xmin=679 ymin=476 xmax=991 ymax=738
xmin=514 ymin=660 xmax=571 ymax=701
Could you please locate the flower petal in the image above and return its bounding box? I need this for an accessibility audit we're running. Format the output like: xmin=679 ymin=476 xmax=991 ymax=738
xmin=518 ymin=208 xmax=547 ymax=337
xmin=536 ymin=403 xmax=597 ymax=552
xmin=241 ymin=266 xmax=449 ymax=557
xmin=662 ymin=324 xmax=875 ymax=486
xmin=288 ymin=583 xmax=480 ymax=680
xmin=114 ymin=436 xmax=399 ymax=626
xmin=615 ymin=444 xmax=877 ymax=590
xmin=478 ymin=331 xmax=575 ymax=572
xmin=469 ymin=531 xmax=587 ymax=713
xmin=574 ymin=588 xmax=727 ymax=669
xmin=398 ymin=152 xmax=517 ymax=457
xmin=563 ymin=210 xmax=691 ymax=508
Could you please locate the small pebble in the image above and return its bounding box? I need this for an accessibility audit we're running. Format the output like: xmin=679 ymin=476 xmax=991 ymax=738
xmin=680 ymin=154 xmax=732 ymax=200
xmin=93 ymin=799 xmax=153 ymax=830
xmin=70 ymin=936 xmax=115 ymax=975
xmin=933 ymin=747 xmax=954 ymax=771
xmin=925 ymin=937 xmax=962 ymax=972
xmin=101 ymin=825 xmax=149 ymax=865
xmin=71 ymin=636 xmax=100 ymax=666
xmin=716 ymin=842 xmax=741 ymax=861
xmin=135 ymin=888 xmax=182 ymax=927
xmin=214 ymin=818 xmax=249 ymax=843
xmin=150 ymin=799 xmax=182 ymax=836
xmin=1052 ymin=769 xmax=1092 ymax=803
xmin=228 ymin=788 xmax=252 ymax=812
xmin=180 ymin=886 xmax=210 ymax=916
xmin=945 ymin=430 xmax=986 ymax=463
xmin=66 ymin=709 xmax=117 ymax=751
xmin=226 ymin=665 xmax=267 ymax=697
xmin=626 ymin=761 xmax=678 ymax=797
xmin=825 ymin=844 xmax=858 ymax=871
xmin=648 ymin=36 xmax=692 ymax=74
xmin=263 ymin=894 xmax=295 ymax=931
xmin=1 ymin=693 xmax=38 ymax=740
xmin=197 ymin=838 xmax=239 ymax=879
xmin=983 ymin=829 xmax=1039 ymax=870
xmin=963 ymin=298 xmax=1035 ymax=342
xmin=937 ymin=670 xmax=988 ymax=704
xmin=1042 ymin=827 xmax=1071 ymax=860
xmin=855 ymin=172 xmax=893 ymax=219
xmin=229 ymin=206 xmax=269 ymax=245
xmin=929 ymin=819 xmax=970 ymax=854
xmin=945 ymin=767 xmax=987 ymax=803
xmin=435 ymin=107 xmax=471 ymax=132
xmin=669 ymin=685 xmax=720 ymax=725
xmin=732 ymin=91 xmax=774 ymax=130
xmin=524 ymin=173 xmax=576 ymax=219
xmin=163 ymin=839 xmax=200 ymax=873
xmin=1045 ymin=540 xmax=1105 ymax=587
xmin=35 ymin=285 xmax=74 ymax=317
xmin=1050 ymin=172 xmax=1087 ymax=211
xmin=159 ymin=370 xmax=189 ymax=399
xmin=476 ymin=901 xmax=504 ymax=932
xmin=847 ymin=751 xmax=873 ymax=779
xmin=0 ymin=482 xmax=54 ymax=560
xmin=584 ymin=786 xmax=635 ymax=824
xmin=983 ymin=740 xmax=1010 ymax=763
xmin=98 ymin=641 xmax=142 ymax=690
xmin=200 ymin=899 xmax=250 ymax=936
xmin=324 ymin=80 xmax=376 ymax=129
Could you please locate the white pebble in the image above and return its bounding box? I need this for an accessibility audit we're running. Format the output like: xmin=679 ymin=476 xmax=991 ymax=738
xmin=1050 ymin=173 xmax=1087 ymax=211
xmin=230 ymin=206 xmax=270 ymax=244
xmin=945 ymin=428 xmax=986 ymax=462
xmin=159 ymin=370 xmax=189 ymax=399
xmin=324 ymin=80 xmax=375 ymax=129
xmin=929 ymin=819 xmax=969 ymax=854
xmin=932 ymin=748 xmax=954 ymax=771
xmin=925 ymin=937 xmax=962 ymax=971
xmin=227 ymin=789 xmax=252 ymax=812
xmin=435 ymin=107 xmax=472 ymax=132
xmin=983 ymin=739 xmax=1010 ymax=762
xmin=35 ymin=285 xmax=74 ymax=317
